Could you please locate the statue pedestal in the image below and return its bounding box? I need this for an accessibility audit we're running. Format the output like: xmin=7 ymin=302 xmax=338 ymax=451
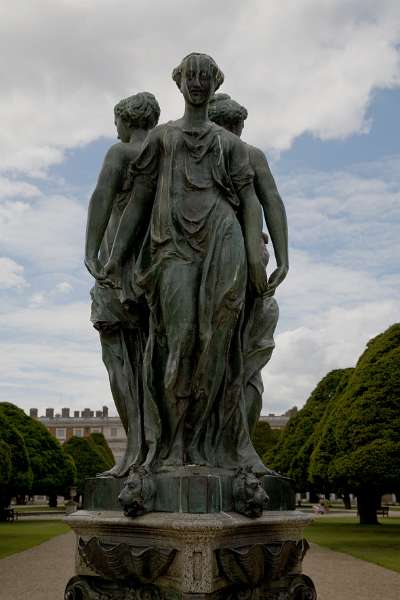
xmin=64 ymin=510 xmax=316 ymax=599
xmin=84 ymin=467 xmax=295 ymax=513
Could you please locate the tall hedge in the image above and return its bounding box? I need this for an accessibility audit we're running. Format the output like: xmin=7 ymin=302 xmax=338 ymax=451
xmin=0 ymin=403 xmax=76 ymax=500
xmin=88 ymin=432 xmax=115 ymax=469
xmin=310 ymin=324 xmax=400 ymax=523
xmin=64 ymin=435 xmax=111 ymax=496
xmin=267 ymin=369 xmax=352 ymax=491
xmin=0 ymin=410 xmax=33 ymax=517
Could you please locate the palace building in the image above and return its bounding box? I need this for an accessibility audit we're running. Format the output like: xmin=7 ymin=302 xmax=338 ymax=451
xmin=31 ymin=407 xmax=290 ymax=463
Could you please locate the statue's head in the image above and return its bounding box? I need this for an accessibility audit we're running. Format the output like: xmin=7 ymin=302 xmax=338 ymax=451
xmin=114 ymin=92 xmax=160 ymax=142
xmin=208 ymin=93 xmax=248 ymax=137
xmin=172 ymin=53 xmax=224 ymax=106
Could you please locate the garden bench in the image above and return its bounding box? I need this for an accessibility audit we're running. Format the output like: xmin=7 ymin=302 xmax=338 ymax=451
xmin=4 ymin=507 xmax=16 ymax=522
xmin=377 ymin=505 xmax=389 ymax=517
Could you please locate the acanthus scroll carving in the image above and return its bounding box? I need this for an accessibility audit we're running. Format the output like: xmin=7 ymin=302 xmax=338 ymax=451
xmin=65 ymin=576 xmax=164 ymax=600
xmin=221 ymin=573 xmax=316 ymax=600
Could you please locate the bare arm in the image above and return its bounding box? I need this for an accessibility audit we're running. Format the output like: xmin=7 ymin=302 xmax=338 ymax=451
xmin=102 ymin=127 xmax=160 ymax=279
xmin=84 ymin=145 xmax=124 ymax=279
xmin=251 ymin=147 xmax=289 ymax=294
xmin=103 ymin=176 xmax=155 ymax=274
xmin=239 ymin=183 xmax=269 ymax=296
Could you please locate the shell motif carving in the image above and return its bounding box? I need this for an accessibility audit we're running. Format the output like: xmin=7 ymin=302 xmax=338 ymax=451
xmin=78 ymin=537 xmax=176 ymax=582
xmin=217 ymin=540 xmax=309 ymax=587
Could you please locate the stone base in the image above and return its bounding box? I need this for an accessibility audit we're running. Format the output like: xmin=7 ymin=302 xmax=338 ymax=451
xmin=84 ymin=467 xmax=295 ymax=513
xmin=64 ymin=510 xmax=316 ymax=599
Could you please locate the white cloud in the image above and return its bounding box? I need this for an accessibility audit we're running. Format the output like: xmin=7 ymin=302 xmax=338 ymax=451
xmin=262 ymin=300 xmax=399 ymax=413
xmin=276 ymin=250 xmax=400 ymax=326
xmin=55 ymin=281 xmax=73 ymax=294
xmin=0 ymin=302 xmax=111 ymax=411
xmin=260 ymin=157 xmax=400 ymax=413
xmin=0 ymin=301 xmax=91 ymax=341
xmin=0 ymin=1 xmax=399 ymax=175
xmin=27 ymin=282 xmax=74 ymax=307
xmin=0 ymin=176 xmax=42 ymax=198
xmin=0 ymin=194 xmax=86 ymax=270
xmin=0 ymin=257 xmax=28 ymax=289
xmin=0 ymin=340 xmax=110 ymax=413
xmin=29 ymin=292 xmax=47 ymax=307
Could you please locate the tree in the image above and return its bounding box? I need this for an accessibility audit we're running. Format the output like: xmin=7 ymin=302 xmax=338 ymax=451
xmin=284 ymin=406 xmax=298 ymax=418
xmin=63 ymin=435 xmax=111 ymax=497
xmin=266 ymin=369 xmax=352 ymax=496
xmin=310 ymin=324 xmax=400 ymax=524
xmin=0 ymin=441 xmax=11 ymax=487
xmin=88 ymin=432 xmax=115 ymax=469
xmin=0 ymin=411 xmax=33 ymax=518
xmin=251 ymin=420 xmax=280 ymax=463
xmin=0 ymin=403 xmax=76 ymax=507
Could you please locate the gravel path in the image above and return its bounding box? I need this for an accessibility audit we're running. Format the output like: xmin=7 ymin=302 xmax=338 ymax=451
xmin=0 ymin=531 xmax=74 ymax=600
xmin=303 ymin=543 xmax=400 ymax=600
xmin=0 ymin=532 xmax=399 ymax=599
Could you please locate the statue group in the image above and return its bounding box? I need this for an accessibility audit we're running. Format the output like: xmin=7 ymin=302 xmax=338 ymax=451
xmin=85 ymin=52 xmax=288 ymax=484
xmin=67 ymin=53 xmax=318 ymax=600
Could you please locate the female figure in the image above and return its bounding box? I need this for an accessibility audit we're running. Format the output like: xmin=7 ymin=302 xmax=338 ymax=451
xmin=208 ymin=93 xmax=288 ymax=434
xmin=104 ymin=54 xmax=272 ymax=473
xmin=85 ymin=92 xmax=160 ymax=476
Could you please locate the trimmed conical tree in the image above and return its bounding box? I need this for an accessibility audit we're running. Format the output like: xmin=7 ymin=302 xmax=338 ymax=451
xmin=63 ymin=435 xmax=110 ymax=497
xmin=88 ymin=432 xmax=115 ymax=469
xmin=310 ymin=324 xmax=400 ymax=524
xmin=0 ymin=403 xmax=76 ymax=507
xmin=267 ymin=369 xmax=351 ymax=496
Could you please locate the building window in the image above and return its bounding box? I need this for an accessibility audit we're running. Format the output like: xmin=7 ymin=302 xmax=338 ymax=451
xmin=91 ymin=427 xmax=101 ymax=434
xmin=55 ymin=428 xmax=66 ymax=440
xmin=73 ymin=428 xmax=84 ymax=437
xmin=110 ymin=428 xmax=118 ymax=438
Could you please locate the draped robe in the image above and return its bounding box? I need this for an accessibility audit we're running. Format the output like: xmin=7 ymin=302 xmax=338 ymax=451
xmin=129 ymin=120 xmax=265 ymax=471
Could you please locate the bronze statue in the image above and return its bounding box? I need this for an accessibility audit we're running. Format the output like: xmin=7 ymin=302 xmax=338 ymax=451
xmin=93 ymin=53 xmax=288 ymax=475
xmin=85 ymin=92 xmax=160 ymax=476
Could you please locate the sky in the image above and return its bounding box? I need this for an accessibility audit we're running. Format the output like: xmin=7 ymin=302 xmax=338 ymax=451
xmin=0 ymin=0 xmax=399 ymax=417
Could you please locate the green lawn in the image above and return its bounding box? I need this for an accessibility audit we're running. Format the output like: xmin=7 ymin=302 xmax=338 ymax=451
xmin=0 ymin=520 xmax=70 ymax=559
xmin=306 ymin=516 xmax=400 ymax=573
xmin=14 ymin=505 xmax=64 ymax=513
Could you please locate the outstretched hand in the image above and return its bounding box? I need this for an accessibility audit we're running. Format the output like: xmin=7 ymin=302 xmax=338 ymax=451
xmin=101 ymin=259 xmax=122 ymax=289
xmin=84 ymin=257 xmax=121 ymax=289
xmin=264 ymin=264 xmax=288 ymax=297
xmin=84 ymin=257 xmax=105 ymax=281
